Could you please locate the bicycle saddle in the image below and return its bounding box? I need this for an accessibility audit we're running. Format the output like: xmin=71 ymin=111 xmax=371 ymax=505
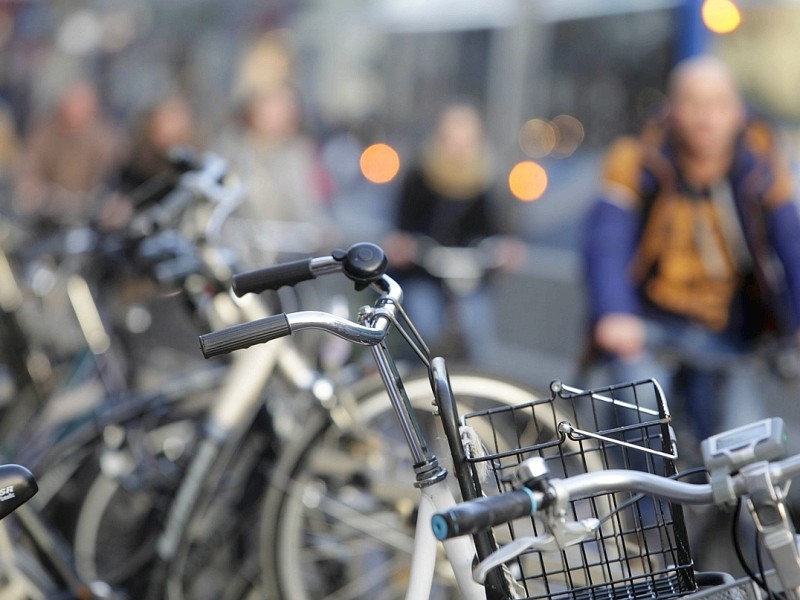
xmin=0 ymin=464 xmax=37 ymax=520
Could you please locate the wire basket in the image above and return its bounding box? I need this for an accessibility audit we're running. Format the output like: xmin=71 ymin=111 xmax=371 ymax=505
xmin=461 ymin=379 xmax=696 ymax=600
xmin=682 ymin=575 xmax=761 ymax=600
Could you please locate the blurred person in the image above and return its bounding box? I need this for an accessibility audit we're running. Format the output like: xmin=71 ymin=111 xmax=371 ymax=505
xmin=215 ymin=83 xmax=334 ymax=266
xmin=107 ymin=94 xmax=210 ymax=387
xmin=117 ymin=94 xmax=198 ymax=206
xmin=582 ymin=55 xmax=800 ymax=444
xmin=384 ymin=102 xmax=526 ymax=365
xmin=14 ymin=78 xmax=126 ymax=232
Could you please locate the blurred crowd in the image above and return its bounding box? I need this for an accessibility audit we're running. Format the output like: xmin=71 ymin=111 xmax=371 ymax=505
xmin=0 ymin=16 xmax=799 ymax=453
xmin=0 ymin=24 xmax=532 ymax=367
xmin=0 ymin=34 xmax=329 ymax=242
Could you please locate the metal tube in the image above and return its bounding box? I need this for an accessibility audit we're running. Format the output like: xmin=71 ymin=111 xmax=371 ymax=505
xmin=287 ymin=311 xmax=387 ymax=345
xmin=557 ymin=469 xmax=714 ymax=504
xmin=370 ymin=343 xmax=432 ymax=467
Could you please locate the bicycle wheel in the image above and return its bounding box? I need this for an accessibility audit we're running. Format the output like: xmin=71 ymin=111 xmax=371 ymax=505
xmin=72 ymin=400 xmax=279 ymax=600
xmin=260 ymin=369 xmax=547 ymax=600
xmin=71 ymin=407 xmax=204 ymax=596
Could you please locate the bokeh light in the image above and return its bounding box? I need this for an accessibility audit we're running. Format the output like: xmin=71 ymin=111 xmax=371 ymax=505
xmin=551 ymin=114 xmax=585 ymax=158
xmin=702 ymin=0 xmax=742 ymax=34
xmin=360 ymin=143 xmax=400 ymax=184
xmin=519 ymin=118 xmax=557 ymax=158
xmin=508 ymin=161 xmax=548 ymax=202
xmin=518 ymin=115 xmax=584 ymax=160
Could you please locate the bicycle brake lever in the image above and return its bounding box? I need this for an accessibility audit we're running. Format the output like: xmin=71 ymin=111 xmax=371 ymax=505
xmin=473 ymin=518 xmax=601 ymax=584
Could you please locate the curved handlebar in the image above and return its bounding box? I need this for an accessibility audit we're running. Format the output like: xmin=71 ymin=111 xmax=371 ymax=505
xmin=232 ymin=256 xmax=340 ymax=296
xmin=231 ymin=243 xmax=388 ymax=296
xmin=199 ymin=244 xmax=401 ymax=358
xmin=432 ymin=454 xmax=800 ymax=540
xmin=199 ymin=309 xmax=389 ymax=358
xmin=199 ymin=264 xmax=403 ymax=358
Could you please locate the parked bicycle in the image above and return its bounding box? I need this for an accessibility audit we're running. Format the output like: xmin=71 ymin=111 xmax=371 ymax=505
xmin=199 ymin=242 xmax=574 ymax=599
xmin=0 ymin=150 xmax=254 ymax=599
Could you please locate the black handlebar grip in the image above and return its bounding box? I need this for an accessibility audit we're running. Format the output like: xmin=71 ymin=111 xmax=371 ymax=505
xmin=199 ymin=314 xmax=291 ymax=358
xmin=232 ymin=259 xmax=315 ymax=296
xmin=431 ymin=489 xmax=538 ymax=540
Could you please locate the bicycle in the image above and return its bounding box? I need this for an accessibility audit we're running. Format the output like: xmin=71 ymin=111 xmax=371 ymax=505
xmin=433 ymin=399 xmax=800 ymax=599
xmin=199 ymin=242 xmax=581 ymax=599
xmin=0 ymin=150 xmax=253 ymax=599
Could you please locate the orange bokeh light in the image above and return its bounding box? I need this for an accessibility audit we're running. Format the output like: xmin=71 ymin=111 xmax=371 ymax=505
xmin=702 ymin=0 xmax=741 ymax=34
xmin=360 ymin=143 xmax=400 ymax=184
xmin=509 ymin=161 xmax=547 ymax=202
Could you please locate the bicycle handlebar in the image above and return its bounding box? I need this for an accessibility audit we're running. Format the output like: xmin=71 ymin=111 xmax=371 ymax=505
xmin=199 ymin=314 xmax=292 ymax=357
xmin=432 ymin=488 xmax=542 ymax=541
xmin=231 ymin=243 xmax=388 ymax=296
xmin=431 ymin=454 xmax=800 ymax=541
xmin=231 ymin=256 xmax=340 ymax=296
xmin=199 ymin=244 xmax=400 ymax=358
xmin=198 ymin=309 xmax=390 ymax=358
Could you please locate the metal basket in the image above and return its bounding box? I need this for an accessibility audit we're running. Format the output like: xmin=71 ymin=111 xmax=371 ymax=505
xmin=461 ymin=379 xmax=696 ymax=600
xmin=682 ymin=574 xmax=761 ymax=600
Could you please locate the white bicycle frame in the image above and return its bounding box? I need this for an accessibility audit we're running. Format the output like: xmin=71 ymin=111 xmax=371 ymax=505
xmin=410 ymin=480 xmax=485 ymax=599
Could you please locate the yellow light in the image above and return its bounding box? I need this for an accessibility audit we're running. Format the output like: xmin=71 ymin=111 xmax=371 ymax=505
xmin=360 ymin=143 xmax=400 ymax=184
xmin=509 ymin=161 xmax=547 ymax=202
xmin=702 ymin=0 xmax=741 ymax=34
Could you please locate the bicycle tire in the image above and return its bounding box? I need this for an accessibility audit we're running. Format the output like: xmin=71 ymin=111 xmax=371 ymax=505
xmin=71 ymin=400 xmax=278 ymax=600
xmin=72 ymin=412 xmax=201 ymax=593
xmin=260 ymin=369 xmax=550 ymax=600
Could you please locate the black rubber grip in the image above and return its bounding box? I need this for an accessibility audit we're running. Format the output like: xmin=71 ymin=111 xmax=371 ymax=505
xmin=199 ymin=314 xmax=291 ymax=358
xmin=431 ymin=489 xmax=537 ymax=540
xmin=232 ymin=259 xmax=315 ymax=296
